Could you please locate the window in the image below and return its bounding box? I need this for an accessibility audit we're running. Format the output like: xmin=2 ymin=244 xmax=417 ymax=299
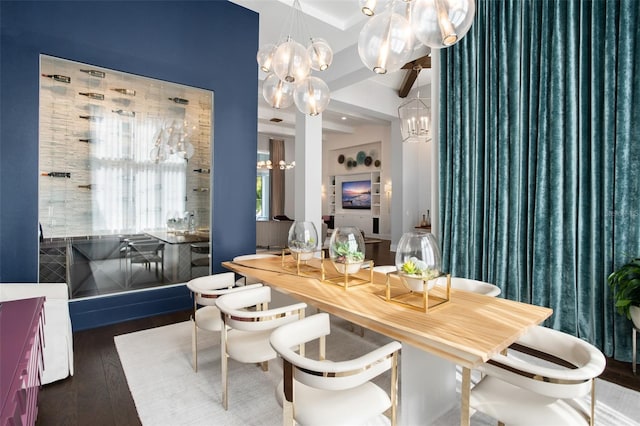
xmin=256 ymin=152 xmax=270 ymax=220
xmin=39 ymin=55 xmax=212 ymax=298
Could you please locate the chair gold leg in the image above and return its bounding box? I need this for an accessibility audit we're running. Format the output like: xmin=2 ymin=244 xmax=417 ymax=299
xmin=261 ymin=360 xmax=269 ymax=372
xmin=590 ymin=380 xmax=595 ymax=426
xmin=192 ymin=320 xmax=198 ymax=372
xmin=221 ymin=329 xmax=229 ymax=410
xmin=633 ymin=326 xmax=637 ymax=375
xmin=282 ymin=400 xmax=294 ymax=426
xmin=390 ymin=351 xmax=398 ymax=426
xmin=460 ymin=367 xmax=471 ymax=426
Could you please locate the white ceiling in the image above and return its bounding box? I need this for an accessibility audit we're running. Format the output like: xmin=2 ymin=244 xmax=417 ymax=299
xmin=230 ymin=0 xmax=432 ymax=138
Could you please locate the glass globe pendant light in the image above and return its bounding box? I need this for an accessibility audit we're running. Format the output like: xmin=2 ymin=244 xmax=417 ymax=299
xmin=294 ymin=76 xmax=330 ymax=116
xmin=272 ymin=37 xmax=312 ymax=84
xmin=359 ymin=0 xmax=391 ymax=17
xmin=256 ymin=43 xmax=277 ymax=73
xmin=262 ymin=73 xmax=295 ymax=109
xmin=412 ymin=0 xmax=475 ymax=48
xmin=307 ymin=38 xmax=333 ymax=71
xmin=358 ymin=9 xmax=414 ymax=74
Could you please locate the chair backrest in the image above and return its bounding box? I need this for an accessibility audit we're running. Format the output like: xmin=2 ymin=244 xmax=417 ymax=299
xmin=187 ymin=272 xmax=235 ymax=306
xmin=129 ymin=240 xmax=164 ymax=255
xmin=233 ymin=253 xmax=278 ymax=262
xmin=216 ymin=286 xmax=306 ymax=332
xmin=372 ymin=265 xmax=397 ymax=274
xmin=434 ymin=276 xmax=501 ymax=297
xmin=480 ymin=325 xmax=606 ymax=399
xmin=270 ymin=313 xmax=402 ymax=391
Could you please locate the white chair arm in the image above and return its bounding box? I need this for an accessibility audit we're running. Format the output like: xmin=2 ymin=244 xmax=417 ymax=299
xmin=187 ymin=272 xmax=236 ymax=292
xmin=221 ymin=302 xmax=308 ymax=321
xmin=290 ymin=341 xmax=401 ymax=391
xmin=197 ymin=283 xmax=262 ymax=297
xmin=216 ymin=286 xmax=272 ymax=310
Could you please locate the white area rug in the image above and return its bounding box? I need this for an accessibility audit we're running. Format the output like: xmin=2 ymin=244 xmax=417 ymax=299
xmin=115 ymin=319 xmax=640 ymax=426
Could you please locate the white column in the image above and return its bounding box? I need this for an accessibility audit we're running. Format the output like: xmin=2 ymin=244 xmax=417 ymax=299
xmin=391 ymin=119 xmax=403 ymax=251
xmin=294 ymin=112 xmax=323 ymax=248
xmin=430 ymin=50 xmax=441 ymax=240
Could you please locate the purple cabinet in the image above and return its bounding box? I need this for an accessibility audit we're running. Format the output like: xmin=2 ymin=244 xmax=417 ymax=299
xmin=1 ymin=297 xmax=45 ymax=426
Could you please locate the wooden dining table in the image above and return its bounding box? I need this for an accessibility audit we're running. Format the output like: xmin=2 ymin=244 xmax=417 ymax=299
xmin=223 ymin=255 xmax=552 ymax=425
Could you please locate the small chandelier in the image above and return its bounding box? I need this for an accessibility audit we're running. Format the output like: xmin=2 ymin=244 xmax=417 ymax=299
xmin=257 ymin=0 xmax=332 ymax=116
xmin=257 ymin=160 xmax=296 ymax=170
xmin=398 ymin=66 xmax=431 ymax=143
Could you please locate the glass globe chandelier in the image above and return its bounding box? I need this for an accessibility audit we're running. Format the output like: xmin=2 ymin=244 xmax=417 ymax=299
xmin=257 ymin=0 xmax=333 ymax=116
xmin=358 ymin=0 xmax=475 ymax=71
xmin=256 ymin=160 xmax=296 ymax=170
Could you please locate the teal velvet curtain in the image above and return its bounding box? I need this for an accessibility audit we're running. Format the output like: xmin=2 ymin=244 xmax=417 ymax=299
xmin=440 ymin=0 xmax=640 ymax=360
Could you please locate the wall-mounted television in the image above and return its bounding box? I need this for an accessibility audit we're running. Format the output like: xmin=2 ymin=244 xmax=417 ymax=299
xmin=341 ymin=180 xmax=371 ymax=210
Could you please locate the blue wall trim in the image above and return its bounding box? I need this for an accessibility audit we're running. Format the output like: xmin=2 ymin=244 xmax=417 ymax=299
xmin=1 ymin=1 xmax=258 ymax=328
xmin=69 ymin=285 xmax=192 ymax=332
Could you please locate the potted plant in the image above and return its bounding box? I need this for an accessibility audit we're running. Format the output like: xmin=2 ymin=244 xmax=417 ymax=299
xmin=329 ymin=227 xmax=365 ymax=274
xmin=608 ymin=257 xmax=640 ymax=329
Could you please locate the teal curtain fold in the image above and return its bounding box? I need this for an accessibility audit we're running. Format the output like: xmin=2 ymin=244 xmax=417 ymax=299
xmin=440 ymin=0 xmax=640 ymax=360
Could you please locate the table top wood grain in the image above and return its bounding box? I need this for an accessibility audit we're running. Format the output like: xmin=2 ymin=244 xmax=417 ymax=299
xmin=223 ymin=256 xmax=552 ymax=368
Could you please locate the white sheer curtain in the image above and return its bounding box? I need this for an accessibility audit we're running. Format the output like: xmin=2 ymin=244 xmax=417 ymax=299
xmin=90 ymin=111 xmax=186 ymax=234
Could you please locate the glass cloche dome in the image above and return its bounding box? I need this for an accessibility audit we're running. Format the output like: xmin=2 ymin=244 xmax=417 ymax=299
xmin=395 ymin=231 xmax=442 ymax=292
xmin=328 ymin=226 xmax=365 ymax=274
xmin=287 ymin=221 xmax=318 ymax=261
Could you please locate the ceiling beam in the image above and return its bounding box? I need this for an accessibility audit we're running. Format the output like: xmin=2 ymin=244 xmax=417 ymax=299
xmin=398 ymin=55 xmax=432 ymax=98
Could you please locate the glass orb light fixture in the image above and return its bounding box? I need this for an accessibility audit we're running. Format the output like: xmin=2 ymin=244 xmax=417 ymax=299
xmin=412 ymin=0 xmax=476 ymax=48
xmin=308 ymin=38 xmax=333 ymax=71
xmin=359 ymin=0 xmax=390 ymax=16
xmin=256 ymin=43 xmax=277 ymax=73
xmin=273 ymin=38 xmax=312 ymax=84
xmin=357 ymin=10 xmax=414 ymax=74
xmin=255 ymin=0 xmax=332 ymax=116
xmin=262 ymin=73 xmax=295 ymax=109
xmin=294 ymin=76 xmax=330 ymax=116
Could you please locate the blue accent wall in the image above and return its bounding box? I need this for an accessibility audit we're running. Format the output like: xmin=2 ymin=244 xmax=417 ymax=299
xmin=0 ymin=1 xmax=258 ymax=330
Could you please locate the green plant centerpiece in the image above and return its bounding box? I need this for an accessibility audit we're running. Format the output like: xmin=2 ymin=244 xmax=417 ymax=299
xmin=287 ymin=221 xmax=318 ymax=261
xmin=396 ymin=231 xmax=442 ymax=292
xmin=608 ymin=257 xmax=640 ymax=329
xmin=329 ymin=226 xmax=365 ymax=274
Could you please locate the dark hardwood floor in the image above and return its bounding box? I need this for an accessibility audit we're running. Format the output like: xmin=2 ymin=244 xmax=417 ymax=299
xmin=36 ymin=240 xmax=639 ymax=425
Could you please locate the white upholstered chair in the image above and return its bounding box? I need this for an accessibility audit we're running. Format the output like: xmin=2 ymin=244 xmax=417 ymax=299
xmin=470 ymin=325 xmax=606 ymax=425
xmin=232 ymin=253 xmax=278 ymax=285
xmin=216 ymin=286 xmax=307 ymax=410
xmin=270 ymin=313 xmax=401 ymax=426
xmin=374 ymin=267 xmax=502 ymax=297
xmin=433 ymin=275 xmax=501 ymax=297
xmin=185 ymin=273 xmax=262 ymax=372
